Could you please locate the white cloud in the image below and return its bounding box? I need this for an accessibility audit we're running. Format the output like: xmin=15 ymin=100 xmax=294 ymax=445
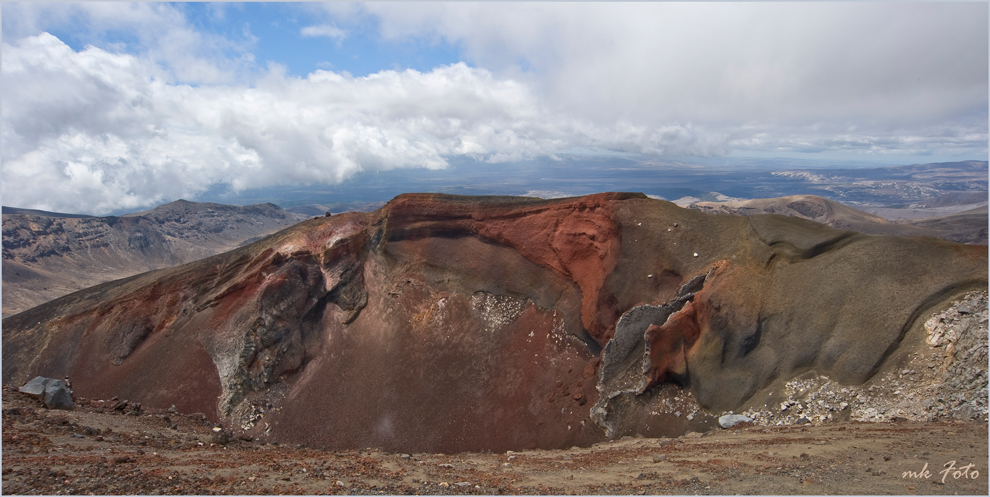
xmin=360 ymin=2 xmax=988 ymax=131
xmin=1 ymin=2 xmax=256 ymax=85
xmin=301 ymin=24 xmax=348 ymax=41
xmin=1 ymin=3 xmax=986 ymax=214
xmin=1 ymin=33 xmax=727 ymax=214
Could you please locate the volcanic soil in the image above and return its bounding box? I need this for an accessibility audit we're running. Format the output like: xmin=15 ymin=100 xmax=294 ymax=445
xmin=2 ymin=386 xmax=986 ymax=496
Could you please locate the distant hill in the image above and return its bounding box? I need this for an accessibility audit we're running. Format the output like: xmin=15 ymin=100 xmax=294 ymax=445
xmin=689 ymin=194 xmax=987 ymax=245
xmin=908 ymin=191 xmax=988 ymax=209
xmin=1 ymin=206 xmax=95 ymax=218
xmin=900 ymin=204 xmax=989 ymax=245
xmin=2 ymin=200 xmax=307 ymax=317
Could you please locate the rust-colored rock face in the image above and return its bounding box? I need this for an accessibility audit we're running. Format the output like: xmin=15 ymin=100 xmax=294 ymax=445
xmin=3 ymin=193 xmax=987 ymax=452
xmin=378 ymin=193 xmax=623 ymax=345
xmin=644 ymin=301 xmax=700 ymax=385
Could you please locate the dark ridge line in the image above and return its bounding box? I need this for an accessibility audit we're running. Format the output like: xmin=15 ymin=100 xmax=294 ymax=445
xmin=760 ymin=232 xmax=861 ymax=268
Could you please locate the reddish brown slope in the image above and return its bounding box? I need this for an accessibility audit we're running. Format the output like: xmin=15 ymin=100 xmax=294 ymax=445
xmin=3 ymin=193 xmax=986 ymax=452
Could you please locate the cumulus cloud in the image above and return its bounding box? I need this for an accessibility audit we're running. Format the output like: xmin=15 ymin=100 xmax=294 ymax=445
xmin=1 ymin=33 xmax=724 ymax=214
xmin=1 ymin=2 xmax=257 ymax=84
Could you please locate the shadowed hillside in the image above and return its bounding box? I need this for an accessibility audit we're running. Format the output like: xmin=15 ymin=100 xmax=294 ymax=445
xmin=2 ymin=200 xmax=306 ymax=317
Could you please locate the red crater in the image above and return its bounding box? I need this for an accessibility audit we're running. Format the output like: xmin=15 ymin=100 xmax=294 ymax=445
xmin=3 ymin=193 xmax=986 ymax=452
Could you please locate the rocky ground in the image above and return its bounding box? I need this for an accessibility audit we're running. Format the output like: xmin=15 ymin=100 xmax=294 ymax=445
xmin=2 ymin=386 xmax=987 ymax=495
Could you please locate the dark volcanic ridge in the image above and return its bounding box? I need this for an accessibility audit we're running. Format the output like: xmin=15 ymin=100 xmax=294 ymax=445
xmin=2 ymin=200 xmax=307 ymax=317
xmin=3 ymin=192 xmax=986 ymax=454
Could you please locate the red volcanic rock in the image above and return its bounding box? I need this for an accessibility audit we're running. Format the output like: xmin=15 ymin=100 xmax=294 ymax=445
xmin=641 ymin=260 xmax=739 ymax=389
xmin=377 ymin=192 xmax=625 ymax=345
xmin=2 ymin=193 xmax=987 ymax=452
xmin=644 ymin=301 xmax=699 ymax=386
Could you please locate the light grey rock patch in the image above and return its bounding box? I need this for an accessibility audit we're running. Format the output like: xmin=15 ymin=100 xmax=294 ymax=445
xmin=718 ymin=414 xmax=752 ymax=428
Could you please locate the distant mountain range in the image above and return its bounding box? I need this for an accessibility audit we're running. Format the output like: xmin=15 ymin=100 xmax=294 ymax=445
xmin=2 ymin=200 xmax=306 ymax=317
xmin=194 ymin=159 xmax=987 ymax=211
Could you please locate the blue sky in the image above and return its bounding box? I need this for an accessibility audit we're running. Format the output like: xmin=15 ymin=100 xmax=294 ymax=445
xmin=2 ymin=2 xmax=987 ymax=214
xmin=177 ymin=2 xmax=468 ymax=78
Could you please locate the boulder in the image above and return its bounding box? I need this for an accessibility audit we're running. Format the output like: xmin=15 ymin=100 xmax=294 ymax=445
xmin=17 ymin=376 xmax=49 ymax=397
xmin=18 ymin=376 xmax=73 ymax=409
xmin=44 ymin=380 xmax=74 ymax=409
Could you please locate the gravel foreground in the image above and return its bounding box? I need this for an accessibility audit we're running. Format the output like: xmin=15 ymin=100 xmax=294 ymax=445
xmin=2 ymin=384 xmax=987 ymax=496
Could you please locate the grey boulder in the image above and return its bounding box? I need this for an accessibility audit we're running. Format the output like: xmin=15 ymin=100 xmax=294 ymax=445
xmin=18 ymin=376 xmax=74 ymax=409
xmin=17 ymin=376 xmax=49 ymax=396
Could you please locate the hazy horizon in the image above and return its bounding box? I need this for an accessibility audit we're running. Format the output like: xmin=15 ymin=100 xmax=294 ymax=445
xmin=2 ymin=156 xmax=987 ymax=218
